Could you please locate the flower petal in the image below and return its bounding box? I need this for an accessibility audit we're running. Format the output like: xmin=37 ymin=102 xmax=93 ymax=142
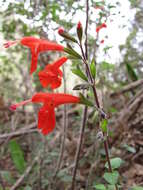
xmin=38 ymin=107 xmax=56 ymax=135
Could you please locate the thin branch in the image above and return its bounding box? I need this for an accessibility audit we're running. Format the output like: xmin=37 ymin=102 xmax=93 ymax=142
xmin=71 ymin=1 xmax=89 ymax=189
xmin=71 ymin=106 xmax=88 ymax=189
xmin=85 ymin=0 xmax=89 ymax=59
xmin=111 ymin=78 xmax=143 ymax=97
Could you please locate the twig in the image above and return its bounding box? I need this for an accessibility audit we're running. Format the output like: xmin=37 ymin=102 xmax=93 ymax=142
xmin=84 ymin=0 xmax=89 ymax=59
xmin=71 ymin=106 xmax=88 ymax=189
xmin=0 ymin=123 xmax=37 ymax=141
xmin=10 ymin=153 xmax=40 ymax=190
xmin=111 ymin=78 xmax=143 ymax=97
xmin=71 ymin=1 xmax=89 ymax=189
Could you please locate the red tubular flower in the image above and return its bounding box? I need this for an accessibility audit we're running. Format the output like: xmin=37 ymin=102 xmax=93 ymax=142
xmin=96 ymin=23 xmax=107 ymax=33
xmin=4 ymin=36 xmax=64 ymax=74
xmin=38 ymin=57 xmax=68 ymax=89
xmin=10 ymin=93 xmax=80 ymax=135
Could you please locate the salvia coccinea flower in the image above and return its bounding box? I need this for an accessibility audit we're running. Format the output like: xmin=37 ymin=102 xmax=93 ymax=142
xmin=96 ymin=23 xmax=107 ymax=33
xmin=10 ymin=93 xmax=80 ymax=135
xmin=38 ymin=57 xmax=68 ymax=89
xmin=4 ymin=36 xmax=64 ymax=74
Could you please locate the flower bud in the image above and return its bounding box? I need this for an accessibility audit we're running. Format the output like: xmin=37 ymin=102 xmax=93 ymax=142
xmin=58 ymin=27 xmax=78 ymax=43
xmin=77 ymin=21 xmax=83 ymax=42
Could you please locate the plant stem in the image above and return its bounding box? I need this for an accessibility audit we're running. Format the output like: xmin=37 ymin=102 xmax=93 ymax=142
xmin=85 ymin=0 xmax=89 ymax=59
xmin=78 ymin=19 xmax=119 ymax=190
xmin=71 ymin=106 xmax=88 ymax=190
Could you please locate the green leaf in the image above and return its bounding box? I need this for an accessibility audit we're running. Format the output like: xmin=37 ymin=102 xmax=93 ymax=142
xmin=59 ymin=31 xmax=78 ymax=43
xmin=1 ymin=171 xmax=15 ymax=184
xmin=126 ymin=63 xmax=138 ymax=81
xmin=103 ymin=46 xmax=113 ymax=54
xmin=9 ymin=140 xmax=26 ymax=174
xmin=101 ymin=61 xmax=115 ymax=71
xmin=64 ymin=47 xmax=82 ymax=59
xmin=131 ymin=186 xmax=143 ymax=190
xmin=103 ymin=171 xmax=119 ymax=185
xmin=79 ymin=93 xmax=93 ymax=107
xmin=107 ymin=185 xmax=117 ymax=190
xmin=24 ymin=186 xmax=32 ymax=190
xmin=93 ymin=184 xmax=106 ymax=190
xmin=122 ymin=144 xmax=136 ymax=153
xmin=105 ymin=158 xmax=123 ymax=170
xmin=73 ymin=83 xmax=90 ymax=90
xmin=72 ymin=65 xmax=88 ymax=82
xmin=90 ymin=59 xmax=96 ymax=79
xmin=100 ymin=119 xmax=108 ymax=132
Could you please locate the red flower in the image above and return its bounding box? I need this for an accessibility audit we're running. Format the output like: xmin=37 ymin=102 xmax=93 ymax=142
xmin=4 ymin=37 xmax=64 ymax=74
xmin=96 ymin=23 xmax=107 ymax=33
xmin=10 ymin=93 xmax=80 ymax=135
xmin=38 ymin=57 xmax=68 ymax=89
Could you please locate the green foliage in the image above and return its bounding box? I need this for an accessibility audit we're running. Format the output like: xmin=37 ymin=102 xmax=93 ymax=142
xmin=90 ymin=59 xmax=96 ymax=79
xmin=93 ymin=184 xmax=106 ymax=190
xmin=126 ymin=63 xmax=138 ymax=81
xmin=103 ymin=171 xmax=119 ymax=185
xmin=105 ymin=158 xmax=123 ymax=170
xmin=9 ymin=140 xmax=26 ymax=174
xmin=79 ymin=93 xmax=93 ymax=107
xmin=73 ymin=83 xmax=90 ymax=90
xmin=57 ymin=169 xmax=72 ymax=183
xmin=100 ymin=61 xmax=115 ymax=71
xmin=72 ymin=65 xmax=88 ymax=82
xmin=64 ymin=47 xmax=82 ymax=59
xmin=122 ymin=144 xmax=136 ymax=153
xmin=100 ymin=119 xmax=108 ymax=132
xmin=131 ymin=186 xmax=143 ymax=190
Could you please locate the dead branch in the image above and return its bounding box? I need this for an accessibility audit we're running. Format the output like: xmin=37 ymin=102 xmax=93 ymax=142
xmin=111 ymin=79 xmax=143 ymax=97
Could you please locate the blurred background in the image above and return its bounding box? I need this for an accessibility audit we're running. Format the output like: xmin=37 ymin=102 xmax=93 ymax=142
xmin=0 ymin=0 xmax=143 ymax=189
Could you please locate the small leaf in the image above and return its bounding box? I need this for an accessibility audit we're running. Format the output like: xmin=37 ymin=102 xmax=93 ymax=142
xmin=100 ymin=119 xmax=108 ymax=132
xmin=9 ymin=140 xmax=26 ymax=174
xmin=131 ymin=186 xmax=143 ymax=190
xmin=72 ymin=65 xmax=88 ymax=82
xmin=73 ymin=83 xmax=90 ymax=90
xmin=25 ymin=186 xmax=32 ymax=190
xmin=103 ymin=171 xmax=119 ymax=185
xmin=59 ymin=30 xmax=78 ymax=43
xmin=107 ymin=185 xmax=117 ymax=190
xmin=126 ymin=63 xmax=138 ymax=81
xmin=93 ymin=184 xmax=106 ymax=190
xmin=79 ymin=93 xmax=93 ymax=107
xmin=122 ymin=144 xmax=136 ymax=153
xmin=105 ymin=157 xmax=123 ymax=170
xmin=64 ymin=47 xmax=82 ymax=59
xmin=90 ymin=59 xmax=96 ymax=79
xmin=101 ymin=61 xmax=114 ymax=71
